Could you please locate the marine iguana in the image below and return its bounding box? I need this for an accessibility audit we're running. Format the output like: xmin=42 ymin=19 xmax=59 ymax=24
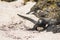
xmin=17 ymin=14 xmax=48 ymax=31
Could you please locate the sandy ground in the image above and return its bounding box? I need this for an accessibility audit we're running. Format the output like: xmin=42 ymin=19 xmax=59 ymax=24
xmin=0 ymin=0 xmax=60 ymax=40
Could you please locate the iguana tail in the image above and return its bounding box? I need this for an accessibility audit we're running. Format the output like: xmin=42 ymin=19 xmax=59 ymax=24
xmin=17 ymin=14 xmax=37 ymax=24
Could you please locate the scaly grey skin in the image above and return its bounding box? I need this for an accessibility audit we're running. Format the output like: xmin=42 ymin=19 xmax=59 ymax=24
xmin=17 ymin=14 xmax=60 ymax=32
